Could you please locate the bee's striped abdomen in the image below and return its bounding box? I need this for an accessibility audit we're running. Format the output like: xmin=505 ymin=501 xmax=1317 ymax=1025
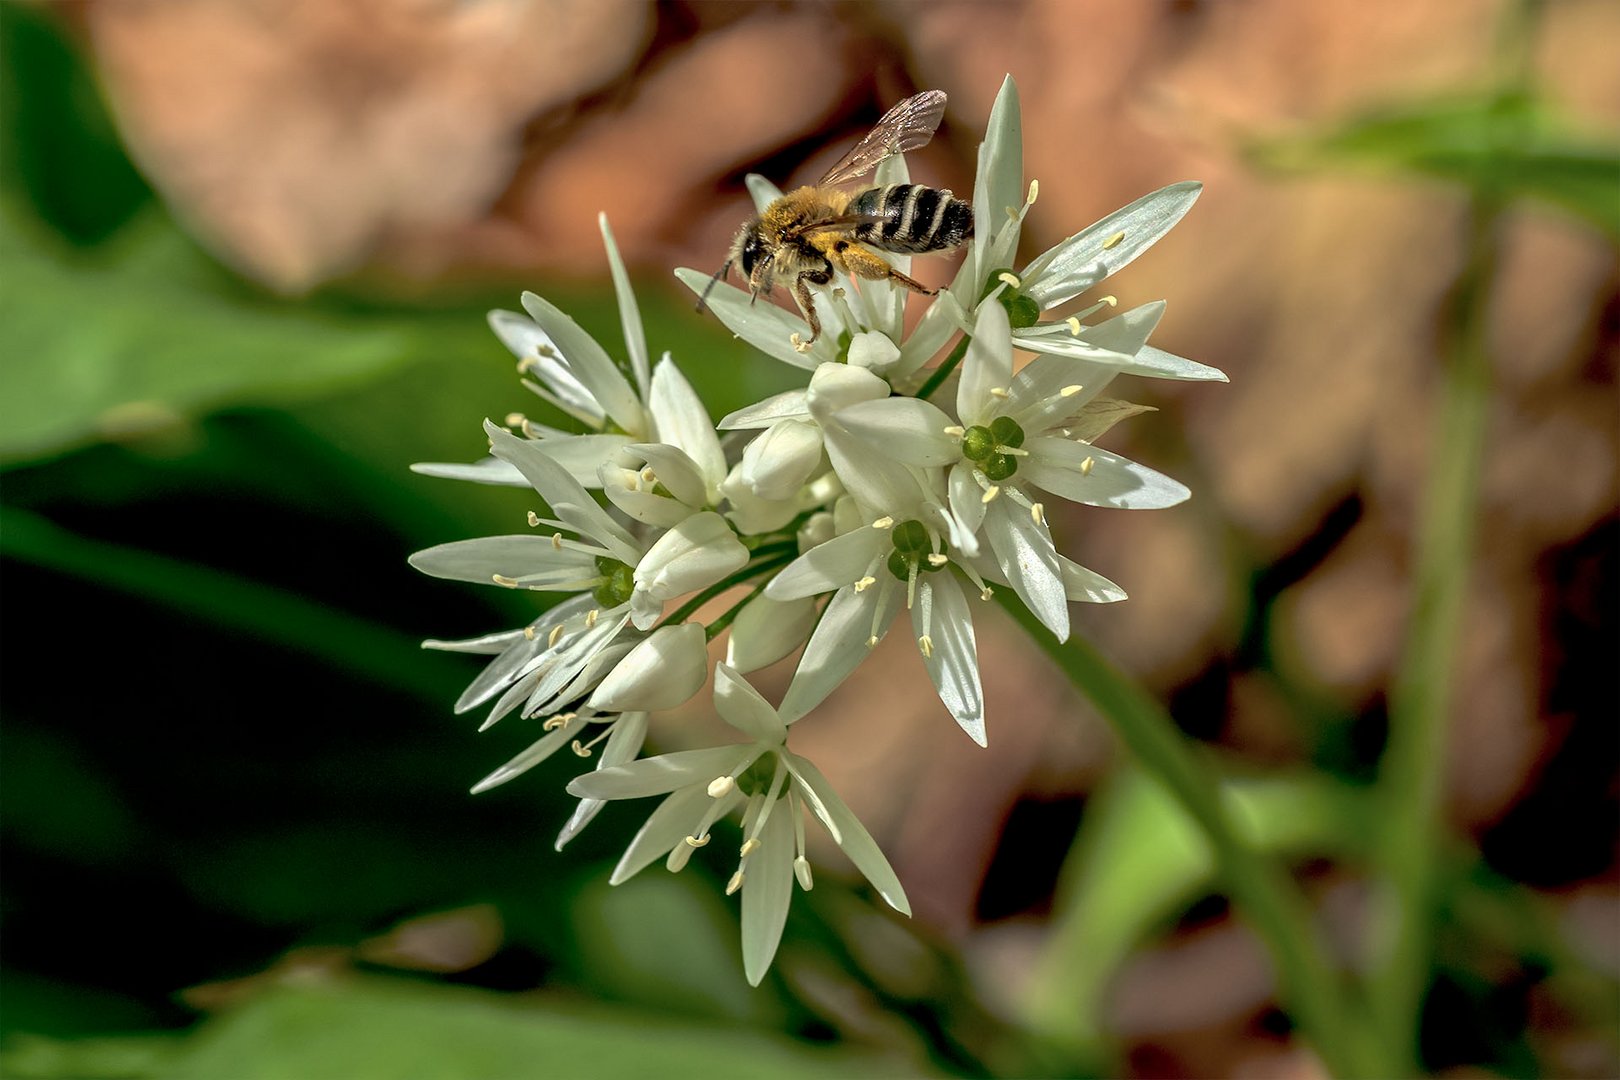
xmin=850 ymin=184 xmax=973 ymax=254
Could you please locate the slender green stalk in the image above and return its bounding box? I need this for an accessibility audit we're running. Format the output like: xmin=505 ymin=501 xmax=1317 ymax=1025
xmin=914 ymin=333 xmax=972 ymax=401
xmin=1371 ymin=2 xmax=1534 ymax=1065
xmin=998 ymin=594 xmax=1391 ymax=1078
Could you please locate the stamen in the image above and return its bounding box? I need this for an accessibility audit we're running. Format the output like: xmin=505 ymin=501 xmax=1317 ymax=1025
xmin=725 ymin=870 xmax=745 ymax=895
xmin=684 ymin=833 xmax=711 ymax=848
xmin=542 ymin=713 xmax=573 ymax=732
xmin=527 ymin=511 xmax=541 ymax=527
xmin=739 ymin=837 xmax=761 ymax=857
xmin=980 ymin=585 xmax=994 ymax=601
xmin=871 ymin=516 xmax=895 ymax=530
xmin=516 ymin=356 xmax=540 ymax=375
xmin=547 ymin=624 xmax=565 ymax=647
xmin=1103 ymin=230 xmax=1126 ymax=250
xmin=866 ymin=635 xmax=880 ymax=648
xmin=942 ymin=425 xmax=965 ymax=438
xmin=534 ymin=342 xmax=559 ymax=360
xmin=521 ymin=420 xmax=543 ymax=439
xmin=1066 ymin=316 xmax=1084 ymax=335
xmin=989 ymin=387 xmax=1011 ymax=399
xmin=1031 ymin=502 xmax=1046 ymax=526
xmin=569 ymin=725 xmax=612 ymax=758
xmin=981 ymin=485 xmax=1001 ymax=504
xmin=569 ymin=740 xmax=592 ymax=757
xmin=853 ymin=575 xmax=876 ymax=593
xmin=996 ymin=445 xmax=1030 ymax=457
xmin=1080 ymin=456 xmax=1095 ymax=476
xmin=926 ymin=553 xmax=949 ymax=567
xmin=794 ymin=856 xmax=814 ymax=891
xmin=1026 ymin=179 xmax=1039 ymax=205
xmin=551 ymin=532 xmax=564 ymax=550
xmin=492 ymin=574 xmax=520 ymax=588
xmin=707 ymin=775 xmax=736 ymax=798
xmin=790 ymin=333 xmax=812 ymax=354
xmin=505 ymin=412 xmax=527 ymax=429
xmin=585 ymin=608 xmax=600 ymax=628
xmin=917 ymin=634 xmax=934 ymax=658
xmin=997 ymin=271 xmax=1021 ymax=288
xmin=1061 ymin=384 xmax=1083 ymax=397
xmin=639 ymin=466 xmax=656 ymax=485
xmin=1100 ymin=295 xmax=1118 ymax=308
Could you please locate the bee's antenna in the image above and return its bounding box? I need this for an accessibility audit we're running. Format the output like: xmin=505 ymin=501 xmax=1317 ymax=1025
xmin=695 ymin=260 xmax=733 ymax=315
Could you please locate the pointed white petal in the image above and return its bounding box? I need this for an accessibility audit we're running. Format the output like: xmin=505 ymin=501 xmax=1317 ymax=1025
xmin=469 ymin=713 xmax=588 ymax=794
xmin=1071 ymin=299 xmax=1165 ymax=357
xmin=1023 ymin=439 xmax=1190 ymax=509
xmin=713 ymin=662 xmax=787 ymax=743
xmin=609 ymin=784 xmax=719 ymax=884
xmin=484 ymin=421 xmax=640 ymax=562
xmin=741 ymin=804 xmax=796 ymax=986
xmin=725 ymin=593 xmax=819 ymax=674
xmin=649 ymin=356 xmax=727 ymax=494
xmin=410 ymin=457 xmax=526 ymax=487
xmin=1058 ymin=555 xmax=1128 ymax=603
xmin=835 ymin=398 xmax=959 ymax=466
xmin=422 ymin=627 xmax=529 ymax=655
xmin=519 ymin=291 xmax=648 ymax=436
xmin=598 ymin=215 xmax=651 ymax=399
xmin=1127 ymin=344 xmax=1229 ymax=382
xmin=948 ymin=462 xmax=987 ymax=538
xmin=778 ymin=581 xmax=902 ymax=723
xmin=569 ymin=745 xmax=753 ymax=800
xmin=587 ymin=622 xmax=708 ymax=712
xmin=782 ymin=751 xmax=910 ymax=916
xmin=745 ymin=174 xmax=783 ymax=213
xmin=913 ymin=576 xmax=985 ymax=745
xmin=1065 ymin=399 xmax=1158 ymax=444
xmin=624 ymin=441 xmax=709 ymax=509
xmin=719 ymin=389 xmax=811 ymax=430
xmin=633 ymin=511 xmax=750 ymax=601
xmin=487 ymin=309 xmax=600 ymax=421
xmin=894 ymin=293 xmax=961 ymax=379
xmin=556 ymin=711 xmax=649 ymax=850
xmin=763 ymin=528 xmax=882 ymax=600
xmin=604 ymin=485 xmax=696 ymax=529
xmin=675 ymin=268 xmax=830 ymax=369
xmin=408 ymin=536 xmax=598 ymax=587
xmin=980 ymin=75 xmax=1024 ymax=238
xmin=1022 ymin=182 xmax=1202 ymax=309
xmin=528 ymin=435 xmax=637 ymax=488
xmin=957 ymin=301 xmax=1013 ymax=427
xmin=984 ymin=499 xmax=1069 ymax=641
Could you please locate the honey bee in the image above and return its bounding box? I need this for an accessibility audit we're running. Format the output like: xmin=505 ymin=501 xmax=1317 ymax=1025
xmin=702 ymin=90 xmax=973 ymax=350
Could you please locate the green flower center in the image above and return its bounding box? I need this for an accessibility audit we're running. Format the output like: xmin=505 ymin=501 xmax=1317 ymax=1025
xmin=885 ymin=519 xmax=947 ymax=581
xmin=593 ymin=556 xmax=635 ymax=608
xmin=982 ymin=266 xmax=1040 ymax=328
xmin=737 ymin=752 xmax=779 ymax=795
xmin=961 ymin=415 xmax=1026 ymax=481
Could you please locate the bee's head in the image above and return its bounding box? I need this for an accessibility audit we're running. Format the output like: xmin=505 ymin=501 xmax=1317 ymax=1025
xmin=732 ymin=221 xmax=773 ymax=295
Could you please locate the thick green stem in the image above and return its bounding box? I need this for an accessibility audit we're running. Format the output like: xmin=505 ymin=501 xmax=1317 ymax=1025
xmin=914 ymin=333 xmax=972 ymax=401
xmin=998 ymin=594 xmax=1391 ymax=1077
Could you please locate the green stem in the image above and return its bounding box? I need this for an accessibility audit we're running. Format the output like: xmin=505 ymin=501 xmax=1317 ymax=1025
xmin=914 ymin=333 xmax=972 ymax=401
xmin=1370 ymin=4 xmax=1534 ymax=1067
xmin=998 ymin=594 xmax=1390 ymax=1078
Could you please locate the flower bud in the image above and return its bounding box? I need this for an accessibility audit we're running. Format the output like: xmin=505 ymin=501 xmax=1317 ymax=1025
xmin=587 ymin=622 xmax=707 ymax=712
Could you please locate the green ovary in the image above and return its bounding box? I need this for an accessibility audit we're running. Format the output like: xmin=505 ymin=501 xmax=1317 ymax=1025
xmin=593 ymin=557 xmax=635 ymax=607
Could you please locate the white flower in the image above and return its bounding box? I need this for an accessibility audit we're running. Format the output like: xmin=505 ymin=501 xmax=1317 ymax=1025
xmin=587 ymin=622 xmax=709 ymax=712
xmin=568 ymin=663 xmax=908 ymax=985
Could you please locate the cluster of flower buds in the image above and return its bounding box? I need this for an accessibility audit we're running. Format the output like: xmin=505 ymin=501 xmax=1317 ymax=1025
xmin=410 ymin=77 xmax=1224 ymax=984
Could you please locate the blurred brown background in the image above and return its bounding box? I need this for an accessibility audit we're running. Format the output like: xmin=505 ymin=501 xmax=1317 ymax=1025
xmin=7 ymin=1 xmax=1618 ymax=1077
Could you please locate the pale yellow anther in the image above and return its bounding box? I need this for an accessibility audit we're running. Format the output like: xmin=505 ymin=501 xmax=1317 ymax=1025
xmin=569 ymin=740 xmax=591 ymax=758
xmin=980 ymin=585 xmax=995 ymax=601
xmin=853 ymin=575 xmax=877 ymax=593
xmin=1066 ymin=316 xmax=1084 ymax=335
xmin=997 ymin=271 xmax=1022 ymax=289
xmin=505 ymin=412 xmax=527 ymax=429
xmin=527 ymin=511 xmax=541 ymax=527
xmin=1080 ymin=455 xmax=1096 ymax=476
xmin=981 ymin=485 xmax=1001 ymax=504
xmin=585 ymin=608 xmax=599 ymax=628
xmin=516 ymin=357 xmax=539 ymax=375
xmin=866 ymin=635 xmax=880 ymax=648
xmin=989 ymin=386 xmax=1011 ymax=399
xmin=639 ymin=466 xmax=656 ymax=485
xmin=871 ymin=516 xmax=895 ymax=530
xmin=1103 ymin=230 xmax=1126 ymax=250
xmin=794 ymin=856 xmax=814 ymax=891
xmin=917 ymin=635 xmax=934 ymax=659
xmin=521 ymin=420 xmax=542 ymax=439
xmin=548 ymin=624 xmax=565 ymax=648
xmin=542 ymin=714 xmax=569 ymax=731
xmin=926 ymin=553 xmax=949 ymax=567
xmin=790 ymin=333 xmax=813 ymax=354
xmin=1061 ymin=384 xmax=1083 ymax=397
xmin=523 ymin=626 xmax=537 ymax=640
xmin=942 ymin=425 xmax=966 ymax=438
xmin=684 ymin=833 xmax=711 ymax=848
xmin=534 ymin=342 xmax=560 ymax=360
xmin=551 ymin=532 xmax=564 ymax=550
xmin=492 ymin=574 xmax=520 ymax=588
xmin=739 ymin=837 xmax=762 ymax=858
xmin=706 ymin=775 xmax=735 ymax=798
xmin=1100 ymin=295 xmax=1118 ymax=308
xmin=725 ymin=870 xmax=745 ymax=895
xmin=1027 ymin=179 xmax=1040 ymax=204
xmin=1031 ymin=502 xmax=1047 ymax=526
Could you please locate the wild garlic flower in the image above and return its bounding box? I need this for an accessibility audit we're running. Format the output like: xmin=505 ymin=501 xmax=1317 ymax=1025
xmin=568 ymin=663 xmax=908 ymax=985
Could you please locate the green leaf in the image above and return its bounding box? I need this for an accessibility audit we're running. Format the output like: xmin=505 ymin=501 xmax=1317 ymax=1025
xmin=1249 ymin=93 xmax=1620 ymax=238
xmin=1 ymin=978 xmax=903 ymax=1080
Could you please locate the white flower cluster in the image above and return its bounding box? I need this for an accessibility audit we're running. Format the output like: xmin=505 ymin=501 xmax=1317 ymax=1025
xmin=410 ymin=76 xmax=1224 ymax=985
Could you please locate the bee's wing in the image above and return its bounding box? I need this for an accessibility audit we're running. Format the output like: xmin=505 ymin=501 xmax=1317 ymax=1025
xmin=817 ymin=90 xmax=947 ymax=187
xmin=794 ymin=213 xmax=884 ymax=237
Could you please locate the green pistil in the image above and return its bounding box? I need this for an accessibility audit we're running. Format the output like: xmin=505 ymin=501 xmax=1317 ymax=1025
xmin=592 ymin=556 xmax=635 ymax=607
xmin=982 ymin=266 xmax=1041 ymax=329
xmin=962 ymin=416 xmax=1025 ymax=480
xmin=737 ymin=753 xmax=778 ymax=794
xmin=886 ymin=519 xmax=947 ymax=580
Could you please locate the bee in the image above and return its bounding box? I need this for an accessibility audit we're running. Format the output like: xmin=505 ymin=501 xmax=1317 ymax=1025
xmin=702 ymin=90 xmax=973 ymax=351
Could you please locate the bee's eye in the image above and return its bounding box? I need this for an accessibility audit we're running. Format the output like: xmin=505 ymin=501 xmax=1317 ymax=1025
xmin=740 ymin=235 xmax=763 ymax=278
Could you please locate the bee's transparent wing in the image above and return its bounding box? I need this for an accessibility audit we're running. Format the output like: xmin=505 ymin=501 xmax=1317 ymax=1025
xmin=818 ymin=90 xmax=947 ymax=187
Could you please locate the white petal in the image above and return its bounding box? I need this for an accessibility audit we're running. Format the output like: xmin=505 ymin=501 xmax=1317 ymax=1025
xmin=408 ymin=536 xmax=598 ymax=587
xmin=782 ymin=751 xmax=910 ymax=916
xmin=569 ymin=745 xmax=753 ymax=801
xmin=604 ymin=485 xmax=696 ymax=529
xmin=1126 ymin=344 xmax=1229 ymax=382
xmin=520 ymin=613 xmax=634 ymax=720
xmin=633 ymin=511 xmax=750 ymax=601
xmin=719 ymin=389 xmax=811 ymax=431
xmin=805 ymin=362 xmax=890 ymax=417
xmin=556 ymin=710 xmax=649 ymax=850
xmin=846 ymin=331 xmax=901 ymax=375
xmin=422 ymin=627 xmax=529 ymax=656
xmin=624 ymin=441 xmax=709 ymax=509
xmin=947 ymin=462 xmax=987 ymax=539
xmin=894 ymin=294 xmax=961 ymax=379
xmin=980 ymin=75 xmax=1024 ymax=240
xmin=764 ymin=528 xmax=882 ymax=600
xmin=528 ymin=435 xmax=638 ymax=488
xmin=1023 ymin=439 xmax=1190 ymax=509
xmin=1065 ymin=399 xmax=1158 ymax=445
xmin=1022 ymin=182 xmax=1202 ymax=309
xmin=745 ymin=174 xmax=783 ymax=214
xmin=726 ymin=593 xmax=819 ymax=674
xmin=739 ymin=419 xmax=824 ymax=501
xmin=720 ymin=466 xmax=803 ymax=535
xmin=484 ymin=421 xmax=640 ymax=562
xmin=741 ymin=804 xmax=796 ymax=986
xmin=835 ymin=398 xmax=959 ymax=467
xmin=598 ymin=214 xmax=651 ymax=399
xmin=649 ymin=356 xmax=727 ymax=494
xmin=587 ymin=622 xmax=708 ymax=713
xmin=713 ymin=662 xmax=787 ymax=743
xmin=469 ymin=712 xmax=588 ymax=794
xmin=1058 ymin=555 xmax=1128 ymax=604
xmin=913 ymin=576 xmax=985 ymax=745
xmin=609 ymin=784 xmax=722 ymax=884
xmin=518 ymin=292 xmax=648 ymax=436
xmin=984 ymin=499 xmax=1069 ymax=641
xmin=778 ymin=581 xmax=902 ymax=723
xmin=675 ymin=268 xmax=830 ymax=369
xmin=1072 ymin=299 xmax=1165 ymax=358
xmin=410 ymin=457 xmax=526 ymax=487
xmin=957 ymin=301 xmax=1013 ymax=427
xmin=487 ymin=309 xmax=600 ymax=421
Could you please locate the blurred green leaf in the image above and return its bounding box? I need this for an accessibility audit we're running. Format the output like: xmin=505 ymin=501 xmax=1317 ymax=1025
xmin=1023 ymin=767 xmax=1375 ymax=1052
xmin=1249 ymin=93 xmax=1620 ymax=237
xmin=1 ymin=978 xmax=900 ymax=1080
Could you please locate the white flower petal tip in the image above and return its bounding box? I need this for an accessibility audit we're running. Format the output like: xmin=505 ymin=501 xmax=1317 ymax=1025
xmin=587 ymin=623 xmax=708 ymax=713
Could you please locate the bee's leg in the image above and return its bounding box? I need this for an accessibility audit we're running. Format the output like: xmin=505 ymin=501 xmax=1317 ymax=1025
xmin=838 ymin=242 xmax=936 ymax=296
xmin=790 ymin=266 xmax=831 ymax=353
